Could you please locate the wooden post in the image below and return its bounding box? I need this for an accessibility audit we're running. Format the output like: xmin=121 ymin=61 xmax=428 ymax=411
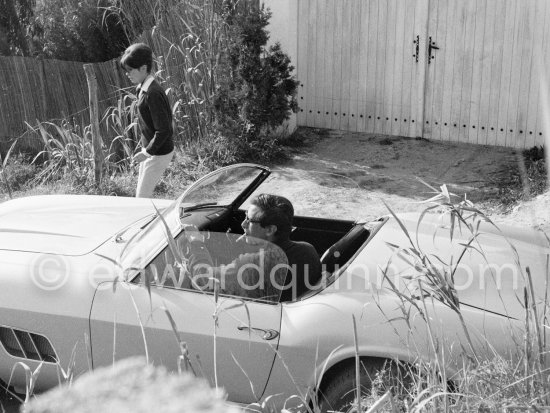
xmin=83 ymin=64 xmax=103 ymax=187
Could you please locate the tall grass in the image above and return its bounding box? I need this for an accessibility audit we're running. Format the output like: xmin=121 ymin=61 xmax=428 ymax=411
xmin=28 ymin=121 xmax=95 ymax=185
xmin=113 ymin=0 xmax=239 ymax=153
xmin=102 ymin=93 xmax=138 ymax=175
xmin=10 ymin=115 xmax=139 ymax=195
xmin=371 ymin=183 xmax=550 ymax=412
xmin=121 ymin=0 xmax=295 ymax=165
xmin=0 ymin=138 xmax=20 ymax=198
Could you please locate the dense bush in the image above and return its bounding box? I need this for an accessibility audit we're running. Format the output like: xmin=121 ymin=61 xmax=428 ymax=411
xmin=29 ymin=0 xmax=129 ymax=62
xmin=219 ymin=5 xmax=297 ymax=128
xmin=211 ymin=3 xmax=297 ymax=162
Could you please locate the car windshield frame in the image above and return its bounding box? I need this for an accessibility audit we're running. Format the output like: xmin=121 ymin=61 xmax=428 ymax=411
xmin=176 ymin=163 xmax=270 ymax=213
xmin=120 ymin=164 xmax=270 ymax=276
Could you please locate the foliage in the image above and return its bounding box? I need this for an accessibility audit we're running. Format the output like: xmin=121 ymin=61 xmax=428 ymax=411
xmin=28 ymin=120 xmax=95 ymax=185
xmin=1 ymin=114 xmax=202 ymax=198
xmin=0 ymin=0 xmax=34 ymax=56
xmin=1 ymin=153 xmax=36 ymax=191
xmin=216 ymin=8 xmax=298 ymax=130
xmin=29 ymin=0 xmax=129 ymax=62
xmin=102 ymin=93 xmax=138 ymax=174
xmin=0 ymin=0 xmax=130 ymax=61
xmin=104 ymin=0 xmax=181 ymax=44
xmin=373 ymin=182 xmax=550 ymax=412
xmin=521 ymin=145 xmax=547 ymax=196
xmin=110 ymin=0 xmax=298 ymax=166
xmin=497 ymin=145 xmax=548 ymax=208
xmin=212 ymin=2 xmax=298 ymax=162
xmin=0 ymin=1 xmax=299 ymax=194
xmin=2 ymin=1 xmax=294 ymax=185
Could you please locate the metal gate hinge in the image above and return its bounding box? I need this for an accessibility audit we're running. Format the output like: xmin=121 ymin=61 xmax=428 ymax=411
xmin=413 ymin=35 xmax=419 ymax=63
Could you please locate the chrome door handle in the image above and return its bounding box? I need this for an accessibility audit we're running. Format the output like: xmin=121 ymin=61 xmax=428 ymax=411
xmin=237 ymin=325 xmax=279 ymax=340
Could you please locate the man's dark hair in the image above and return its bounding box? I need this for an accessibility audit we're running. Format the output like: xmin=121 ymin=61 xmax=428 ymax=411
xmin=250 ymin=194 xmax=294 ymax=241
xmin=120 ymin=43 xmax=153 ymax=72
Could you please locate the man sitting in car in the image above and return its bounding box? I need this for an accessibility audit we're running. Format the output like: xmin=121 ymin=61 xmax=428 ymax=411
xmin=184 ymin=194 xmax=322 ymax=302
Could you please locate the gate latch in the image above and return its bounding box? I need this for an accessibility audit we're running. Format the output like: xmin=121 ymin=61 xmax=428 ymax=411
xmin=428 ymin=36 xmax=440 ymax=64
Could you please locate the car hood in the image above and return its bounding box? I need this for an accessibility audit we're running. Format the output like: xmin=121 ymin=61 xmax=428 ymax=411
xmin=0 ymin=194 xmax=172 ymax=256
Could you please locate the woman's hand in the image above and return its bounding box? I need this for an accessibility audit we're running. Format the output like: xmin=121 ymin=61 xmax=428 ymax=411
xmin=133 ymin=151 xmax=149 ymax=163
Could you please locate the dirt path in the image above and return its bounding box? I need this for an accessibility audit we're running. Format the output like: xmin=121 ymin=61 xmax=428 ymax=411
xmin=267 ymin=128 xmax=549 ymax=232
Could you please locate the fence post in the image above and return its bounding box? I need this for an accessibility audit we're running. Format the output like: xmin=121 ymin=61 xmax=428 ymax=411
xmin=83 ymin=64 xmax=104 ymax=187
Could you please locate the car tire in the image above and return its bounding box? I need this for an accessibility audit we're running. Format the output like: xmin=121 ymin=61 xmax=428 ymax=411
xmin=317 ymin=359 xmax=409 ymax=413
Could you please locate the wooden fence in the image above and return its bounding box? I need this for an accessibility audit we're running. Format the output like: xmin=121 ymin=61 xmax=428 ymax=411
xmin=0 ymin=56 xmax=129 ymax=151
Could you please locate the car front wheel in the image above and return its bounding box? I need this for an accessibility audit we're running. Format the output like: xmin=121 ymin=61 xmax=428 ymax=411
xmin=317 ymin=359 xmax=410 ymax=413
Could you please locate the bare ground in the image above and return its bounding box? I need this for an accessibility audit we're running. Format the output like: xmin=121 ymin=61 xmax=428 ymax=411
xmin=269 ymin=127 xmax=549 ymax=232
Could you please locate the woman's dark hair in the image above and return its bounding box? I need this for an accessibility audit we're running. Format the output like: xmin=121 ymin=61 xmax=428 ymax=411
xmin=250 ymin=194 xmax=294 ymax=241
xmin=120 ymin=43 xmax=153 ymax=72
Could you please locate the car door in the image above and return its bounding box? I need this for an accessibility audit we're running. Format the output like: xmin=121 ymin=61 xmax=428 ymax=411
xmin=90 ymin=280 xmax=282 ymax=403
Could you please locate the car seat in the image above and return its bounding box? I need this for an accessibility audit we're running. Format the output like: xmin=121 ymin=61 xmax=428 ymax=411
xmin=320 ymin=224 xmax=371 ymax=275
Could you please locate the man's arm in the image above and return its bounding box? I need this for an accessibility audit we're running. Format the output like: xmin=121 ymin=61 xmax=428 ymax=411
xmin=182 ymin=225 xmax=289 ymax=300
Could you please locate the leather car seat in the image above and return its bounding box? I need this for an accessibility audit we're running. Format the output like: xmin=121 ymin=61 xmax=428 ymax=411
xmin=320 ymin=224 xmax=371 ymax=275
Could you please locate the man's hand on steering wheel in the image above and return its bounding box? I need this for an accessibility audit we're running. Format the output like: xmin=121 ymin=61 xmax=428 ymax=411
xmin=182 ymin=223 xmax=205 ymax=244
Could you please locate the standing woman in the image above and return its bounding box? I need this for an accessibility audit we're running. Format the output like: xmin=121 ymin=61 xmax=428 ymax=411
xmin=121 ymin=43 xmax=174 ymax=198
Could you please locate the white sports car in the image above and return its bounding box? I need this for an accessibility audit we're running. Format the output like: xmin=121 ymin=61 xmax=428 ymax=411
xmin=0 ymin=163 xmax=548 ymax=411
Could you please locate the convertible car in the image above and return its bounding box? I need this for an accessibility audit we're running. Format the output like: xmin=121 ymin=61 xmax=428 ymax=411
xmin=0 ymin=163 xmax=548 ymax=411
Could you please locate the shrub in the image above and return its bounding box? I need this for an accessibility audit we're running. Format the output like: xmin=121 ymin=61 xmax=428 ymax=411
xmin=212 ymin=2 xmax=298 ymax=163
xmin=1 ymin=153 xmax=37 ymax=192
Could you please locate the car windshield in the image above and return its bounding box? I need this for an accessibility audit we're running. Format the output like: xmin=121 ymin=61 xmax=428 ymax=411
xmin=120 ymin=164 xmax=269 ymax=273
xmin=178 ymin=164 xmax=269 ymax=211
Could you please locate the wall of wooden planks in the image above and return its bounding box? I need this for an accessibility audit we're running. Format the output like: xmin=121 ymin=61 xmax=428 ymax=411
xmin=0 ymin=57 xmax=127 ymax=151
xmin=296 ymin=0 xmax=549 ymax=148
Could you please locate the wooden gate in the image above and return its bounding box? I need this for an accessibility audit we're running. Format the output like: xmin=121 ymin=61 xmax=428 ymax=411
xmin=296 ymin=0 xmax=549 ymax=148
